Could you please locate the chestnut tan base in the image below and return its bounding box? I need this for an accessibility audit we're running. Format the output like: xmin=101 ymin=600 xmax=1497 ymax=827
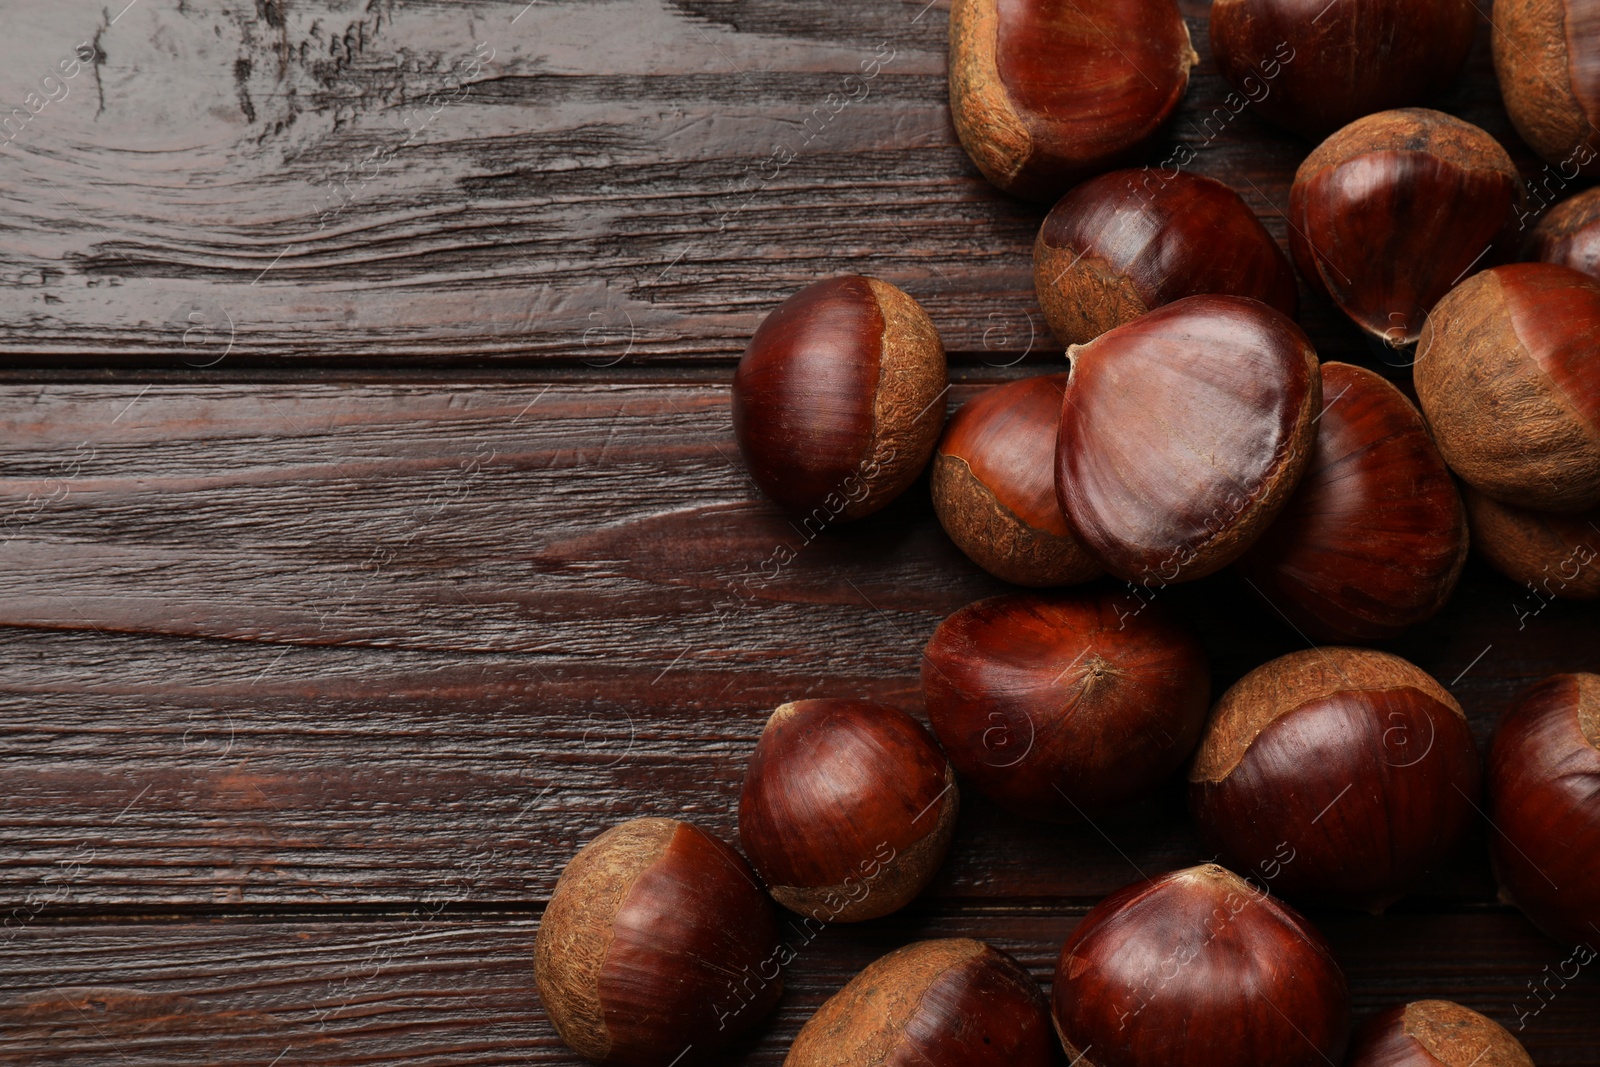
xmin=947 ymin=0 xmax=1032 ymax=193
xmin=770 ymin=766 xmax=960 ymax=922
xmin=845 ymin=277 xmax=947 ymax=521
xmin=930 ymin=452 xmax=1101 ymax=586
xmin=533 ymin=818 xmax=677 ymax=1062
xmin=783 ymin=939 xmax=985 ymax=1067
xmin=1492 ymin=0 xmax=1600 ymax=173
xmin=1033 ymin=233 xmax=1148 ymax=346
xmin=1416 ymin=270 xmax=1600 ymax=513
xmin=1191 ymin=648 xmax=1466 ymax=784
xmin=1465 ymin=489 xmax=1600 ymax=599
xmin=1404 ymin=999 xmax=1535 ymax=1067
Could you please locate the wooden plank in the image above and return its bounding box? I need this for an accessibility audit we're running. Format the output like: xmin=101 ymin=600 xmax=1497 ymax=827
xmin=0 ymin=911 xmax=1594 ymax=1064
xmin=0 ymin=1 xmax=1540 ymax=365
xmin=0 ymin=382 xmax=1594 ymax=906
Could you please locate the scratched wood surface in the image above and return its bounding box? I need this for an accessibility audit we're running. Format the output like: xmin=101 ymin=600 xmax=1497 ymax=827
xmin=1 ymin=0 xmax=1598 ymax=1063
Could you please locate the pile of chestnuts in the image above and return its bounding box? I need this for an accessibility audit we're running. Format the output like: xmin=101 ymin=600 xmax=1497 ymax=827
xmin=536 ymin=0 xmax=1600 ymax=1063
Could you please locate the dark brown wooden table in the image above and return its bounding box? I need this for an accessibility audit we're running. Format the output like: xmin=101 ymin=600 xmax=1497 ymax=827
xmin=0 ymin=0 xmax=1596 ymax=1063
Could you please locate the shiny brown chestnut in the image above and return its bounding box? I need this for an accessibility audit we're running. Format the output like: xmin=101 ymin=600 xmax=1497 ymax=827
xmin=930 ymin=374 xmax=1100 ymax=586
xmin=1529 ymin=186 xmax=1600 ymax=278
xmin=732 ymin=275 xmax=946 ymax=521
xmin=1053 ymin=864 xmax=1351 ymax=1067
xmin=921 ymin=590 xmax=1210 ymax=820
xmin=535 ymin=818 xmax=783 ymax=1066
xmin=784 ymin=939 xmax=1056 ymax=1067
xmin=1210 ymin=0 xmax=1476 ymax=138
xmin=1347 ymin=1000 xmax=1535 ymax=1067
xmin=1236 ymin=362 xmax=1468 ymax=641
xmin=1056 ymin=294 xmax=1321 ymax=584
xmin=1487 ymin=673 xmax=1600 ymax=946
xmin=1415 ymin=262 xmax=1600 ymax=513
xmin=738 ymin=699 xmax=959 ymax=922
xmin=1034 ymin=170 xmax=1296 ymax=346
xmin=1493 ymin=0 xmax=1600 ymax=175
xmin=1190 ymin=648 xmax=1481 ymax=912
xmin=1465 ymin=487 xmax=1600 ymax=601
xmin=1290 ymin=109 xmax=1522 ymax=347
xmin=948 ymin=0 xmax=1197 ymax=200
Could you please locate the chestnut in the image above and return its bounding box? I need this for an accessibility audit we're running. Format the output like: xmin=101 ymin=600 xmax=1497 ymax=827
xmin=1053 ymin=863 xmax=1351 ymax=1067
xmin=948 ymin=0 xmax=1197 ymax=201
xmin=738 ymin=699 xmax=959 ymax=921
xmin=930 ymin=374 xmax=1101 ymax=586
xmin=1487 ymin=672 xmax=1600 ymax=946
xmin=535 ymin=818 xmax=783 ymax=1066
xmin=921 ymin=590 xmax=1210 ymax=820
xmin=1290 ymin=109 xmax=1522 ymax=347
xmin=1415 ymin=262 xmax=1600 ymax=513
xmin=1190 ymin=647 xmax=1481 ymax=912
xmin=1464 ymin=486 xmax=1600 ymax=600
xmin=1529 ymin=186 xmax=1600 ymax=278
xmin=732 ymin=275 xmax=947 ymax=521
xmin=1055 ymin=295 xmax=1321 ymax=584
xmin=1493 ymin=0 xmax=1600 ymax=175
xmin=1236 ymin=362 xmax=1469 ymax=641
xmin=1347 ymin=1000 xmax=1534 ymax=1067
xmin=1034 ymin=170 xmax=1296 ymax=346
xmin=784 ymin=939 xmax=1056 ymax=1067
xmin=1210 ymin=0 xmax=1477 ymax=138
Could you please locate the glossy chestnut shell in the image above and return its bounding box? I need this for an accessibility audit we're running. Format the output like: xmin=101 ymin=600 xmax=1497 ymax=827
xmin=1053 ymin=863 xmax=1351 ymax=1067
xmin=1290 ymin=109 xmax=1521 ymax=347
xmin=1487 ymin=672 xmax=1600 ymax=946
xmin=1529 ymin=186 xmax=1600 ymax=278
xmin=1210 ymin=0 xmax=1477 ymax=138
xmin=930 ymin=374 xmax=1101 ymax=586
xmin=535 ymin=818 xmax=783 ymax=1066
xmin=1347 ymin=1000 xmax=1534 ymax=1067
xmin=948 ymin=0 xmax=1197 ymax=200
xmin=1415 ymin=262 xmax=1600 ymax=513
xmin=1034 ymin=170 xmax=1296 ymax=346
xmin=1190 ymin=647 xmax=1481 ymax=912
xmin=1055 ymin=294 xmax=1321 ymax=584
xmin=1236 ymin=362 xmax=1468 ymax=641
xmin=732 ymin=275 xmax=947 ymax=521
xmin=738 ymin=699 xmax=959 ymax=921
xmin=784 ymin=939 xmax=1057 ymax=1067
xmin=1464 ymin=487 xmax=1600 ymax=600
xmin=1493 ymin=0 xmax=1600 ymax=175
xmin=921 ymin=590 xmax=1210 ymax=820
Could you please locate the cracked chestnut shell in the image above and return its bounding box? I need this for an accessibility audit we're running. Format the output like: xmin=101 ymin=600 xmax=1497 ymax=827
xmin=1347 ymin=1000 xmax=1534 ymax=1067
xmin=1053 ymin=864 xmax=1351 ymax=1067
xmin=1210 ymin=0 xmax=1476 ymax=138
xmin=1493 ymin=0 xmax=1600 ymax=175
xmin=1190 ymin=648 xmax=1481 ymax=912
xmin=1236 ymin=362 xmax=1468 ymax=641
xmin=1289 ymin=109 xmax=1521 ymax=346
xmin=535 ymin=818 xmax=783 ymax=1066
xmin=1034 ymin=170 xmax=1296 ymax=346
xmin=1465 ymin=486 xmax=1600 ymax=600
xmin=948 ymin=0 xmax=1197 ymax=200
xmin=1529 ymin=186 xmax=1600 ymax=278
xmin=784 ymin=939 xmax=1056 ymax=1067
xmin=930 ymin=374 xmax=1101 ymax=586
xmin=921 ymin=590 xmax=1210 ymax=821
xmin=733 ymin=275 xmax=947 ymax=520
xmin=1487 ymin=672 xmax=1600 ymax=946
xmin=1055 ymin=295 xmax=1321 ymax=584
xmin=738 ymin=699 xmax=959 ymax=922
xmin=1415 ymin=262 xmax=1600 ymax=513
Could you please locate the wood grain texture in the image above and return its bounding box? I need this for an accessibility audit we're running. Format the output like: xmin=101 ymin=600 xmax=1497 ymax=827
xmin=0 ymin=1 xmax=1545 ymax=366
xmin=0 ymin=381 xmax=1596 ymax=912
xmin=0 ymin=912 xmax=1594 ymax=1064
